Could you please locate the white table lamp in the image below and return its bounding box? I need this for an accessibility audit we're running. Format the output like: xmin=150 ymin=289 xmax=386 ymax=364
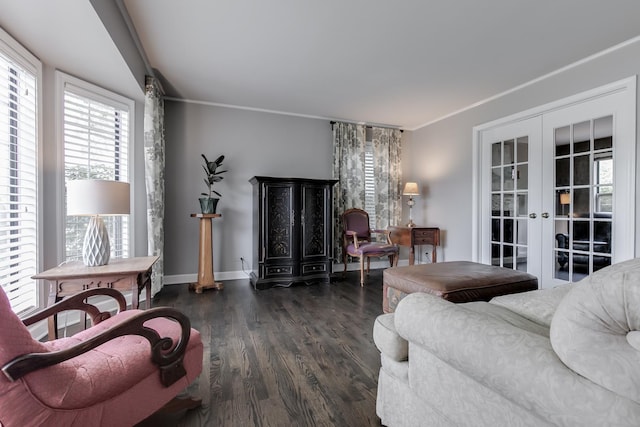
xmin=403 ymin=182 xmax=420 ymax=227
xmin=67 ymin=180 xmax=130 ymax=266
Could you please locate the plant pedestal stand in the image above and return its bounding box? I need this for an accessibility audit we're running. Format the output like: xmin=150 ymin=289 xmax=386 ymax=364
xmin=189 ymin=213 xmax=223 ymax=293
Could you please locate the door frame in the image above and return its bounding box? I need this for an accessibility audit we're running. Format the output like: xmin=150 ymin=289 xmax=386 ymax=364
xmin=472 ymin=76 xmax=636 ymax=268
xmin=478 ymin=116 xmax=543 ymax=278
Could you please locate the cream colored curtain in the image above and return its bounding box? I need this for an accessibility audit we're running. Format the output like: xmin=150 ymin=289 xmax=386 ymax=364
xmin=332 ymin=122 xmax=366 ymax=260
xmin=371 ymin=127 xmax=403 ymax=229
xmin=332 ymin=122 xmax=402 ymax=261
xmin=144 ymin=76 xmax=165 ymax=296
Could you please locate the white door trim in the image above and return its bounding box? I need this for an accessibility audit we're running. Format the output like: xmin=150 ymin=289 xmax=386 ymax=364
xmin=472 ymin=76 xmax=637 ymax=263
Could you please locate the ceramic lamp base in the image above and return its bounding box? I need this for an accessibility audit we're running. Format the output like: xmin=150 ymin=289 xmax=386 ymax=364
xmin=83 ymin=215 xmax=111 ymax=266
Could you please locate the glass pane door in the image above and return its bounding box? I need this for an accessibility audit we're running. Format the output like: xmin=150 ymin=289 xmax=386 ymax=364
xmin=553 ymin=116 xmax=613 ymax=282
xmin=491 ymin=137 xmax=530 ymax=271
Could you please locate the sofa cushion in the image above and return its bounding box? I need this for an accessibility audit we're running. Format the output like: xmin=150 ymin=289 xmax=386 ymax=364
xmin=490 ymin=284 xmax=572 ymax=327
xmin=395 ymin=293 xmax=640 ymax=425
xmin=373 ymin=313 xmax=408 ymax=362
xmin=550 ymin=258 xmax=640 ymax=403
xmin=628 ymin=331 xmax=640 ymax=351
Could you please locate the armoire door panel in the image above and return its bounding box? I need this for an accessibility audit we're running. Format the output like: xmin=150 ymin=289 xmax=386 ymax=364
xmin=250 ymin=177 xmax=337 ymax=290
xmin=265 ymin=184 xmax=294 ymax=260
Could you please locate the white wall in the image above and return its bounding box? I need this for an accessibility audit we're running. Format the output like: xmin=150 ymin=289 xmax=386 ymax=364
xmin=407 ymin=39 xmax=640 ymax=262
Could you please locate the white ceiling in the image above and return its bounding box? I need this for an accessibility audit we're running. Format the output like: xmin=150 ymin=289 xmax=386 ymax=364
xmin=1 ymin=1 xmax=640 ymax=131
xmin=122 ymin=0 xmax=640 ymax=130
xmin=0 ymin=0 xmax=142 ymax=100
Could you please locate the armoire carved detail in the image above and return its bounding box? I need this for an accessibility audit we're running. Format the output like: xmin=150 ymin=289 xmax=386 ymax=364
xmin=250 ymin=176 xmax=337 ymax=290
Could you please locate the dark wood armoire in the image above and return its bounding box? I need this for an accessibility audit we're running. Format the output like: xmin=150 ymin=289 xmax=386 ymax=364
xmin=249 ymin=176 xmax=338 ymax=290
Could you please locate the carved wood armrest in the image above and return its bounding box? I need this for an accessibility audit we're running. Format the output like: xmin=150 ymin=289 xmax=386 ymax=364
xmin=346 ymin=230 xmax=361 ymax=249
xmin=22 ymin=288 xmax=127 ymax=328
xmin=4 ymin=307 xmax=191 ymax=387
xmin=371 ymin=228 xmax=389 ymax=234
xmin=371 ymin=229 xmax=393 ymax=244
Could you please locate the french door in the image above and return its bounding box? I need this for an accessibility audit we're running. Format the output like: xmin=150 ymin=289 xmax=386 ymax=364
xmin=480 ymin=117 xmax=542 ymax=278
xmin=475 ymin=78 xmax=636 ymax=288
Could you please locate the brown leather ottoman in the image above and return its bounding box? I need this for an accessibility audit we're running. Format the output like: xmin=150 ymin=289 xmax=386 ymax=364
xmin=382 ymin=261 xmax=538 ymax=313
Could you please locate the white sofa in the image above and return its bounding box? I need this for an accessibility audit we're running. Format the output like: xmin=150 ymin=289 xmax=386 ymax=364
xmin=373 ymin=258 xmax=640 ymax=426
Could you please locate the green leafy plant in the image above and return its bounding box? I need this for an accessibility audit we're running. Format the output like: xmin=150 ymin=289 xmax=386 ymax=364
xmin=200 ymin=154 xmax=227 ymax=198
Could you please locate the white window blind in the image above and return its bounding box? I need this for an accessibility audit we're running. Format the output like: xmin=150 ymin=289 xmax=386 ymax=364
xmin=364 ymin=140 xmax=377 ymax=229
xmin=0 ymin=46 xmax=38 ymax=315
xmin=63 ymin=85 xmax=130 ymax=261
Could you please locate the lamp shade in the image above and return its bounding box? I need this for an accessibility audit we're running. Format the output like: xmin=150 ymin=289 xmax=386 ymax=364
xmin=402 ymin=182 xmax=420 ymax=196
xmin=67 ymin=180 xmax=130 ymax=216
xmin=559 ymin=193 xmax=571 ymax=205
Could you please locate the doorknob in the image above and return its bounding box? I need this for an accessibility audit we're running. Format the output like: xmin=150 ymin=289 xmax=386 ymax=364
xmin=529 ymin=213 xmax=537 ymax=219
xmin=541 ymin=212 xmax=550 ymax=218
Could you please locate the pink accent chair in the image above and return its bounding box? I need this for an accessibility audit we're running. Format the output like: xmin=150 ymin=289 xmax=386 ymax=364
xmin=342 ymin=208 xmax=399 ymax=286
xmin=0 ymin=287 xmax=203 ymax=427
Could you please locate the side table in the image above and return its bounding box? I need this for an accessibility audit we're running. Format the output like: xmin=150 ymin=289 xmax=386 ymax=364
xmin=388 ymin=226 xmax=440 ymax=265
xmin=32 ymin=255 xmax=159 ymax=339
xmin=190 ymin=213 xmax=223 ymax=293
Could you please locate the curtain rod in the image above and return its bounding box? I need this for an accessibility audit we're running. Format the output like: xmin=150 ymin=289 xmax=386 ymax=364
xmin=330 ymin=120 xmax=403 ymax=132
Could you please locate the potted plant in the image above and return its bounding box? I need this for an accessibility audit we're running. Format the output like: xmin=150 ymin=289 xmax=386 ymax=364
xmin=199 ymin=154 xmax=227 ymax=214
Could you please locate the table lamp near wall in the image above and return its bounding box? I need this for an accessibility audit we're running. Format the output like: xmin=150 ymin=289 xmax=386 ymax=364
xmin=67 ymin=180 xmax=130 ymax=266
xmin=560 ymin=191 xmax=570 ymax=216
xmin=403 ymin=182 xmax=420 ymax=227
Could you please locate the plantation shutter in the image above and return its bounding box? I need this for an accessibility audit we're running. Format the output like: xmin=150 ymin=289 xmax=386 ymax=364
xmin=63 ymin=85 xmax=130 ymax=261
xmin=364 ymin=141 xmax=377 ymax=228
xmin=0 ymin=46 xmax=39 ymax=314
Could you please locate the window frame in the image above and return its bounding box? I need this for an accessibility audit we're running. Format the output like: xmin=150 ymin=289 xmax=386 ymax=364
xmin=0 ymin=26 xmax=44 ymax=315
xmin=55 ymin=71 xmax=135 ymax=263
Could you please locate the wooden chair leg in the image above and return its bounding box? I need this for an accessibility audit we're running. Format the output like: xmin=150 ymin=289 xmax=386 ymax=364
xmin=343 ymin=251 xmax=348 ymax=277
xmin=136 ymin=396 xmax=202 ymax=426
xmin=359 ymin=258 xmax=365 ymax=286
xmin=159 ymin=396 xmax=202 ymax=413
xmin=391 ymin=254 xmax=398 ymax=267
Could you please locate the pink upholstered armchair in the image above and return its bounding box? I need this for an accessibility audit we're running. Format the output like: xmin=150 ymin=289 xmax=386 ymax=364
xmin=342 ymin=208 xmax=399 ymax=286
xmin=0 ymin=286 xmax=203 ymax=427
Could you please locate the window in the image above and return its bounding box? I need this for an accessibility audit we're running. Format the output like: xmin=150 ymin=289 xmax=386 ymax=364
xmin=364 ymin=140 xmax=377 ymax=228
xmin=594 ymin=156 xmax=613 ymax=213
xmin=58 ymin=73 xmax=132 ymax=261
xmin=0 ymin=30 xmax=40 ymax=315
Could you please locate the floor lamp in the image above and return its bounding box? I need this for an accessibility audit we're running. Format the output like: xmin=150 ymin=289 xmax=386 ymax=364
xmin=403 ymin=182 xmax=420 ymax=227
xmin=67 ymin=180 xmax=130 ymax=266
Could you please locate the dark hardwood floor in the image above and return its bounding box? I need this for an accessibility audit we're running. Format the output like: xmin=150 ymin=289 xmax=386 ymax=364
xmin=140 ymin=269 xmax=386 ymax=427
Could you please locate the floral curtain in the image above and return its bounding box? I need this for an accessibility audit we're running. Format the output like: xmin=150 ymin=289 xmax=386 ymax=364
xmin=332 ymin=122 xmax=402 ymax=262
xmin=144 ymin=76 xmax=165 ymax=296
xmin=332 ymin=122 xmax=366 ymax=261
xmin=371 ymin=127 xmax=403 ymax=230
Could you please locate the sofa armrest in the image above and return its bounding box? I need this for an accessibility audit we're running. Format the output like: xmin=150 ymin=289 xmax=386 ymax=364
xmin=551 ymin=258 xmax=640 ymax=403
xmin=373 ymin=313 xmax=408 ymax=362
xmin=3 ymin=307 xmax=191 ymax=387
xmin=393 ymin=293 xmax=634 ymax=422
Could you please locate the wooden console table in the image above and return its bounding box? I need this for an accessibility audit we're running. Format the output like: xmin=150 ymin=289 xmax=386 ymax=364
xmin=190 ymin=213 xmax=223 ymax=293
xmin=388 ymin=226 xmax=440 ymax=265
xmin=32 ymin=255 xmax=159 ymax=339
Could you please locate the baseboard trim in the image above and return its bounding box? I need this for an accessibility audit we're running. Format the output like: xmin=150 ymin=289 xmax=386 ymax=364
xmin=162 ymin=261 xmax=410 ymax=286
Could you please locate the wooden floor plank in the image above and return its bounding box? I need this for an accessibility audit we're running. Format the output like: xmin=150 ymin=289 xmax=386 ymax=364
xmin=139 ymin=270 xmax=385 ymax=427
